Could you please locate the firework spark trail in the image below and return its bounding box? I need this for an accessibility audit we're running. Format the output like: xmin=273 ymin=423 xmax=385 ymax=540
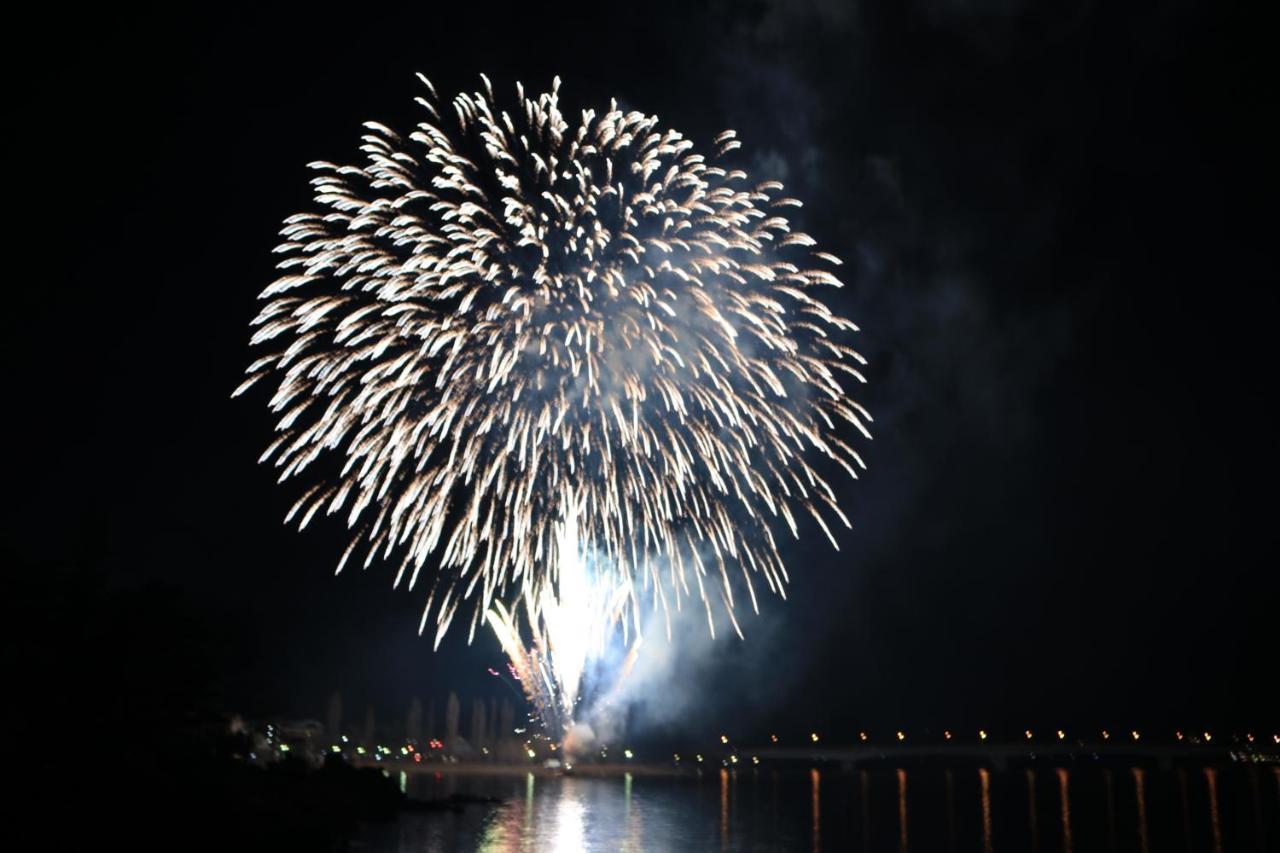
xmin=237 ymin=74 xmax=870 ymax=656
xmin=487 ymin=504 xmax=635 ymax=733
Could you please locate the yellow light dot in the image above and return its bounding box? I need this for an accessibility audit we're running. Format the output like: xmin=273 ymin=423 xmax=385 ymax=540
xmin=896 ymin=731 xmax=905 ymax=741
xmin=944 ymin=731 xmax=952 ymax=740
xmin=720 ymin=735 xmax=729 ymax=744
xmin=1131 ymin=731 xmax=1140 ymax=741
xmin=1204 ymin=732 xmax=1212 ymax=742
xmin=979 ymin=730 xmax=988 ymax=740
xmin=1025 ymin=730 xmax=1033 ymax=740
xmin=770 ymin=733 xmax=778 ymax=743
xmin=1102 ymin=730 xmax=1110 ymax=740
xmin=810 ymin=732 xmax=819 ymax=743
xmin=859 ymin=731 xmax=868 ymax=742
xmin=1056 ymin=730 xmax=1065 ymax=740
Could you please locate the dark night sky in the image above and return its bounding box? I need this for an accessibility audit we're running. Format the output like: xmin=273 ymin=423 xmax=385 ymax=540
xmin=10 ymin=1 xmax=1276 ymax=742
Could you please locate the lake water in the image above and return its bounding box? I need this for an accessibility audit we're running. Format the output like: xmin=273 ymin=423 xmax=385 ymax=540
xmin=353 ymin=764 xmax=1278 ymax=852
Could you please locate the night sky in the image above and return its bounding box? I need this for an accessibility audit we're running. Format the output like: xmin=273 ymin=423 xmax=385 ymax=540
xmin=12 ymin=1 xmax=1275 ymax=744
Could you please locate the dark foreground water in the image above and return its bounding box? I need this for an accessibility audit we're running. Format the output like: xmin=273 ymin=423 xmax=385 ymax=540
xmin=354 ymin=764 xmax=1279 ymax=852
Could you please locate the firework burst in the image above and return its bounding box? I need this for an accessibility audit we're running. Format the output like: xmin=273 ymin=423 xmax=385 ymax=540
xmin=237 ymin=74 xmax=870 ymax=654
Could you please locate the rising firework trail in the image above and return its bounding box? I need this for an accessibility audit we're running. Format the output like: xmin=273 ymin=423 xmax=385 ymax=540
xmin=237 ymin=75 xmax=870 ymax=726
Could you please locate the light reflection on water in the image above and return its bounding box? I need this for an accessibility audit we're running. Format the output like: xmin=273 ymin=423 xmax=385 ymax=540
xmin=358 ymin=764 xmax=1280 ymax=853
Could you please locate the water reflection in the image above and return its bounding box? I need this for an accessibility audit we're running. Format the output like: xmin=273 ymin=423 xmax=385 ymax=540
xmin=364 ymin=763 xmax=1272 ymax=853
xmin=810 ymin=768 xmax=821 ymax=853
xmin=945 ymin=769 xmax=956 ymax=851
xmin=1249 ymin=769 xmax=1263 ymax=852
xmin=524 ymin=772 xmax=533 ymax=838
xmin=860 ymin=768 xmax=871 ymax=852
xmin=1026 ymin=769 xmax=1039 ymax=853
xmin=1177 ymin=769 xmax=1192 ymax=852
xmin=897 ymin=768 xmax=908 ymax=853
xmin=1205 ymin=767 xmax=1222 ymax=853
xmin=1132 ymin=768 xmax=1149 ymax=853
xmin=550 ymin=783 xmax=586 ymax=853
xmin=1104 ymin=769 xmax=1116 ymax=852
xmin=719 ymin=768 xmax=729 ymax=851
xmin=979 ymin=767 xmax=993 ymax=853
xmin=1056 ymin=768 xmax=1072 ymax=853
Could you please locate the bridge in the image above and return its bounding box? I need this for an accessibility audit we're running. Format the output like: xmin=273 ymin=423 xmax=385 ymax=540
xmin=731 ymin=742 xmax=1268 ymax=770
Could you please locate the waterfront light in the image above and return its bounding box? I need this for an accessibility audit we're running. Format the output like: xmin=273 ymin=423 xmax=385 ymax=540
xmin=859 ymin=731 xmax=868 ymax=742
xmin=1025 ymin=730 xmax=1033 ymax=740
xmin=1102 ymin=730 xmax=1110 ymax=740
xmin=944 ymin=730 xmax=952 ymax=740
xmin=770 ymin=733 xmax=779 ymax=743
xmin=720 ymin=734 xmax=729 ymax=744
xmin=1131 ymin=730 xmax=1140 ymax=741
xmin=1056 ymin=730 xmax=1065 ymax=740
xmin=1204 ymin=732 xmax=1212 ymax=742
xmin=979 ymin=730 xmax=988 ymax=740
xmin=810 ymin=732 xmax=820 ymax=743
xmin=624 ymin=749 xmax=634 ymax=760
xmin=897 ymin=731 xmax=905 ymax=741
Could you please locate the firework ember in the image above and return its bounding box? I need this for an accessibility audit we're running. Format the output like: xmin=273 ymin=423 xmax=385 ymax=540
xmin=236 ymin=74 xmax=870 ymax=686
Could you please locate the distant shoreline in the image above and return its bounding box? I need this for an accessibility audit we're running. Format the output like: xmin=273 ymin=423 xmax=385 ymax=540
xmin=355 ymin=760 xmax=690 ymax=778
